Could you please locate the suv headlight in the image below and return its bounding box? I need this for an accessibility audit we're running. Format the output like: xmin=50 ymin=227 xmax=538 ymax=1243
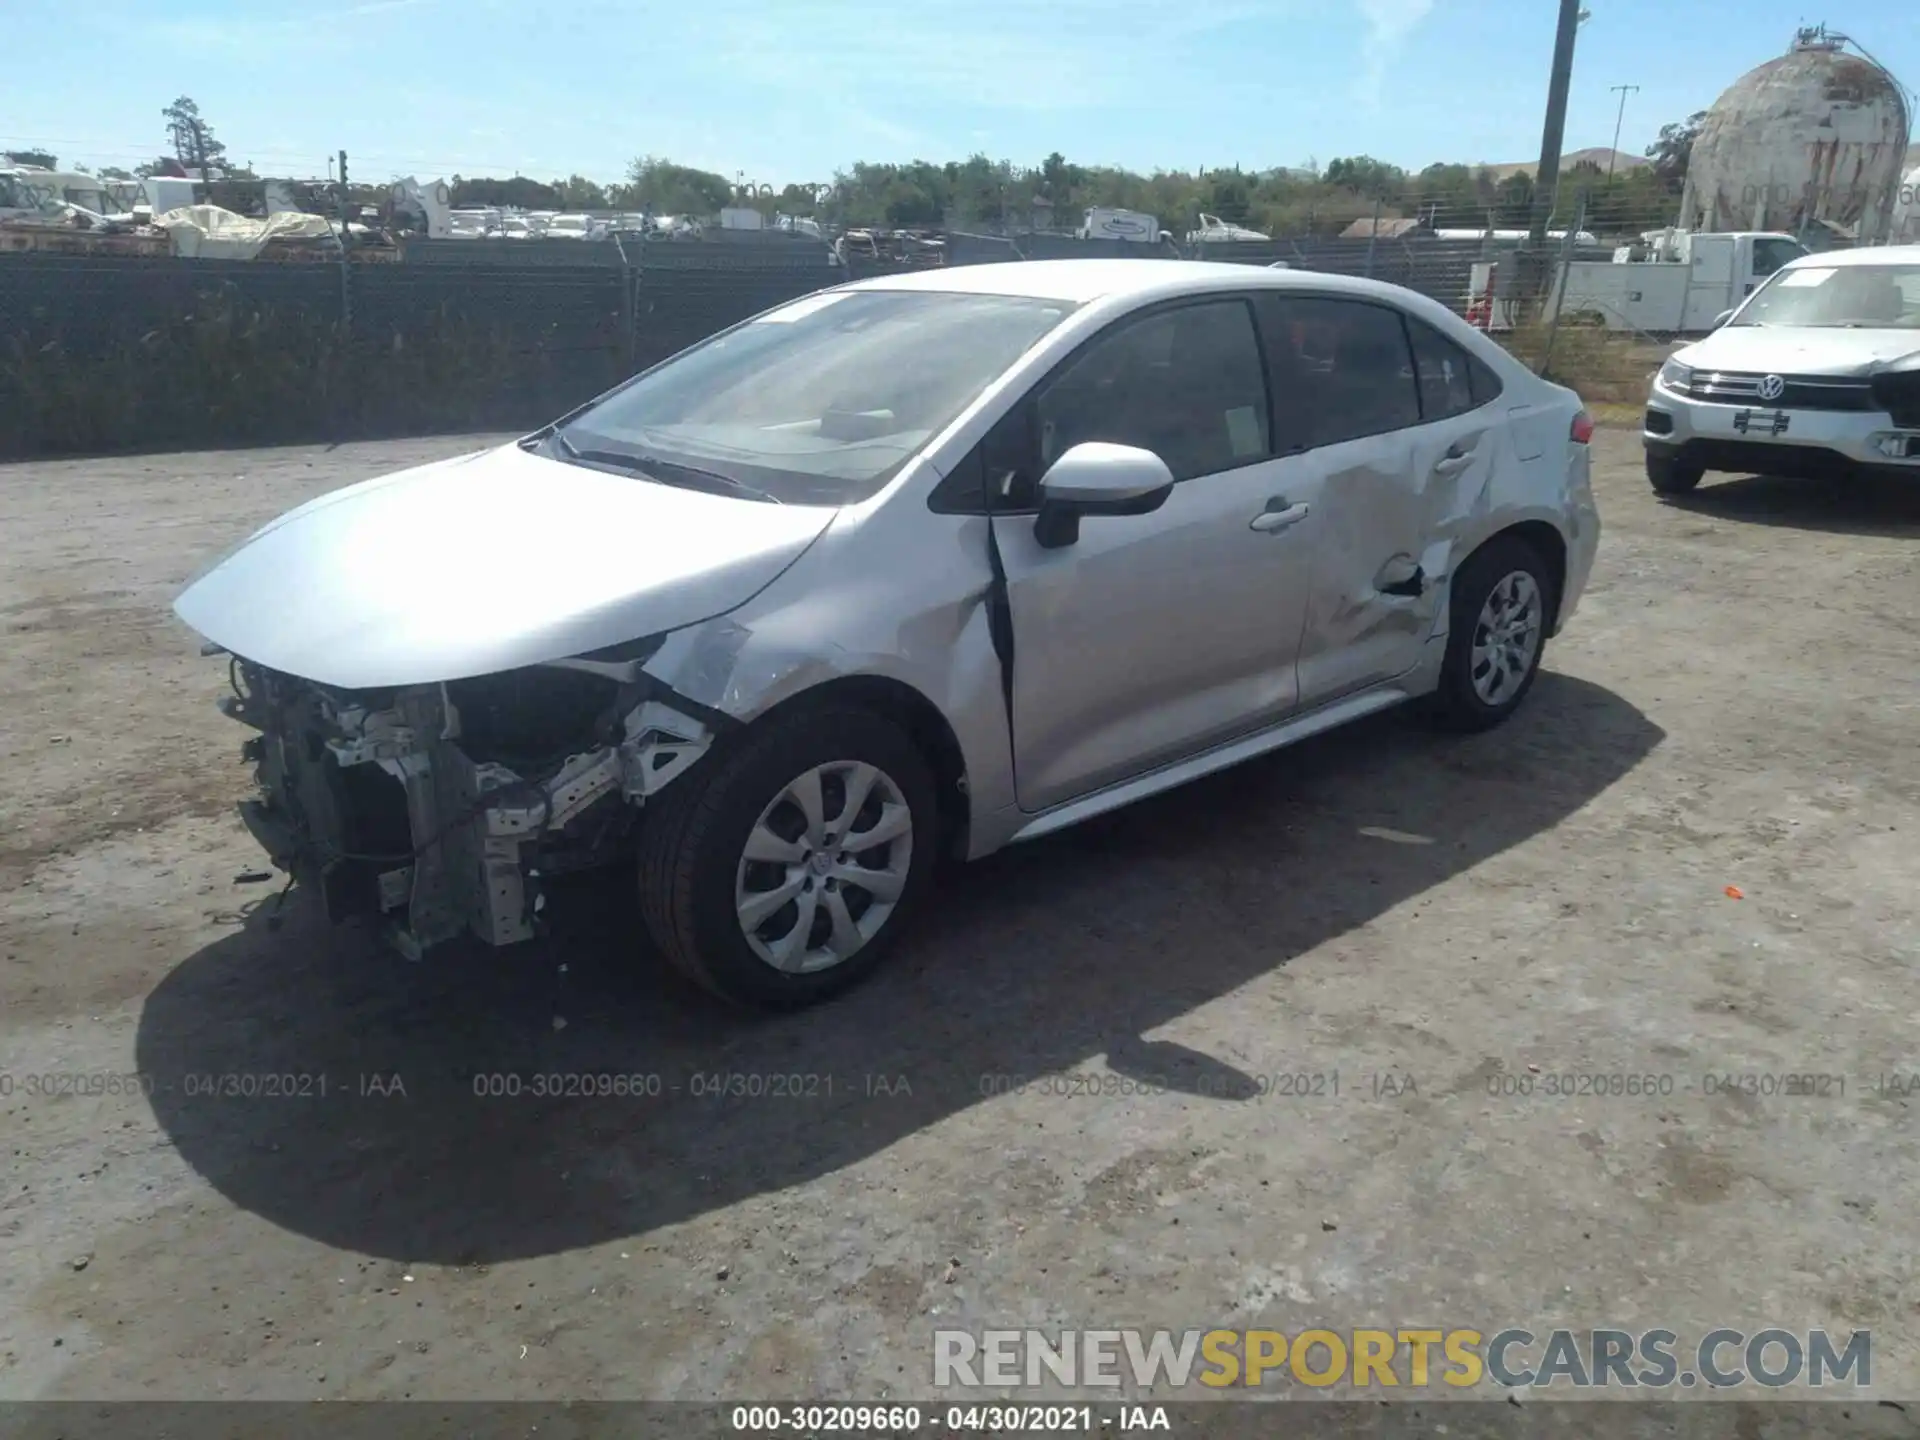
xmin=1657 ymin=359 xmax=1693 ymax=393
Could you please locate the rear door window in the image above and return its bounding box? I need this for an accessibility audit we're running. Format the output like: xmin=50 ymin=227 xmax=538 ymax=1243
xmin=1252 ymin=296 xmax=1421 ymax=448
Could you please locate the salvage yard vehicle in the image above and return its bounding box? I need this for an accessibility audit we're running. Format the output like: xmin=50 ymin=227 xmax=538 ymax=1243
xmin=1471 ymin=230 xmax=1806 ymax=336
xmin=174 ymin=259 xmax=1600 ymax=1010
xmin=1643 ymin=246 xmax=1920 ymax=495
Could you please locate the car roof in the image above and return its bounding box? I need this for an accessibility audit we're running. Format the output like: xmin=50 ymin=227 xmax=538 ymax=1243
xmin=839 ymin=257 xmax=1432 ymax=307
xmin=1781 ymin=244 xmax=1920 ymax=269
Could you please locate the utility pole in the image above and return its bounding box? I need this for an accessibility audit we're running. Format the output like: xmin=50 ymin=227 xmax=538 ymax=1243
xmin=1526 ymin=0 xmax=1589 ymax=247
xmin=1607 ymin=84 xmax=1640 ymax=186
xmin=337 ymin=150 xmax=351 ymax=243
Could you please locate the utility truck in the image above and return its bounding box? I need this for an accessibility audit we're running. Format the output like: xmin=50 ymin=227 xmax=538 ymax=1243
xmin=1470 ymin=231 xmax=1809 ymax=335
xmin=1077 ymin=207 xmax=1162 ymax=243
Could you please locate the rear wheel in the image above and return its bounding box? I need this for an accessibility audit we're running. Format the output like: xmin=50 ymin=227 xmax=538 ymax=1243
xmin=1423 ymin=534 xmax=1554 ymax=733
xmin=1646 ymin=450 xmax=1704 ymax=495
xmin=636 ymin=704 xmax=937 ymax=1010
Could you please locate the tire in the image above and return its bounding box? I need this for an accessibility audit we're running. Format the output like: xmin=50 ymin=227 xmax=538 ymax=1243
xmin=1423 ymin=534 xmax=1555 ymax=733
xmin=1646 ymin=450 xmax=1704 ymax=495
xmin=636 ymin=703 xmax=938 ymax=1010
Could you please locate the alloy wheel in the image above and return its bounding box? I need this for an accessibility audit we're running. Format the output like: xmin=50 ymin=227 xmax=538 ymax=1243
xmin=733 ymin=761 xmax=914 ymax=973
xmin=1469 ymin=570 xmax=1543 ymax=706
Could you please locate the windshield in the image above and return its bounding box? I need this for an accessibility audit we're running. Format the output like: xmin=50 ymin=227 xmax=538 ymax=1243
xmin=1733 ymin=262 xmax=1920 ymax=328
xmin=555 ymin=288 xmax=1076 ymax=505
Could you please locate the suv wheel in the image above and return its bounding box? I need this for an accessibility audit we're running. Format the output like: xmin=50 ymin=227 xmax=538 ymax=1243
xmin=1423 ymin=534 xmax=1554 ymax=733
xmin=1646 ymin=450 xmax=1704 ymax=495
xmin=637 ymin=704 xmax=937 ymax=1010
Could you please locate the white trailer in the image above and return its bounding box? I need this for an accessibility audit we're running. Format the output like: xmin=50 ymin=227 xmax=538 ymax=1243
xmin=141 ymin=176 xmax=197 ymax=218
xmin=1077 ymin=207 xmax=1161 ymax=242
xmin=1468 ymin=231 xmax=1809 ymax=335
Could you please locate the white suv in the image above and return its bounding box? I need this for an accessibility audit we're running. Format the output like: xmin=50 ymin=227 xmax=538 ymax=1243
xmin=1643 ymin=246 xmax=1920 ymax=494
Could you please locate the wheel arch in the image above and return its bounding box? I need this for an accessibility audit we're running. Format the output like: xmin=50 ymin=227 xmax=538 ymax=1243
xmin=735 ymin=675 xmax=972 ymax=860
xmin=1457 ymin=519 xmax=1569 ymax=634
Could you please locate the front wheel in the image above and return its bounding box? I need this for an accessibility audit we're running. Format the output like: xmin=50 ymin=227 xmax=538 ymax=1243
xmin=636 ymin=704 xmax=938 ymax=1010
xmin=1646 ymin=450 xmax=1704 ymax=495
xmin=1422 ymin=535 xmax=1554 ymax=733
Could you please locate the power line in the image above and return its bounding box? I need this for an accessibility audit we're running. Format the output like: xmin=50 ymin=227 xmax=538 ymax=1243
xmin=0 ymin=132 xmax=622 ymax=180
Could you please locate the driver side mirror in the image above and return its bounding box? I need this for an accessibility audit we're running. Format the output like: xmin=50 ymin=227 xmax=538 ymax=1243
xmin=1712 ymin=309 xmax=1734 ymax=330
xmin=1032 ymin=442 xmax=1175 ymax=549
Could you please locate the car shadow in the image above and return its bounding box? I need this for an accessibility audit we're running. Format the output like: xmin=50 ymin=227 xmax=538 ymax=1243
xmin=134 ymin=672 xmax=1662 ymax=1264
xmin=1667 ymin=469 xmax=1920 ymax=539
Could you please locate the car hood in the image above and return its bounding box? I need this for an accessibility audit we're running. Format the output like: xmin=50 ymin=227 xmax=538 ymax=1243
xmin=1679 ymin=327 xmax=1920 ymax=377
xmin=173 ymin=442 xmax=837 ymax=690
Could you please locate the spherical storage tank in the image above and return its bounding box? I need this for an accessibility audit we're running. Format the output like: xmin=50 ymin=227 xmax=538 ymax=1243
xmin=1682 ymin=26 xmax=1911 ymax=244
xmin=1891 ymin=162 xmax=1920 ymax=245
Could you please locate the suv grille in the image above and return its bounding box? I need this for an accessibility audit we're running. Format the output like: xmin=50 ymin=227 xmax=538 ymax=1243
xmin=1679 ymin=370 xmax=1878 ymax=412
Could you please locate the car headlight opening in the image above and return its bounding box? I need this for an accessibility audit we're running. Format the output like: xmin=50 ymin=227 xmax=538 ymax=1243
xmin=1658 ymin=359 xmax=1693 ymax=393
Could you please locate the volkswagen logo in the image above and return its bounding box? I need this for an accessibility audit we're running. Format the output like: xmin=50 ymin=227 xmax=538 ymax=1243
xmin=1757 ymin=374 xmax=1786 ymax=401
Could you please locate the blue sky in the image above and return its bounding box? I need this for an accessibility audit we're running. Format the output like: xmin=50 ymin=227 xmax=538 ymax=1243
xmin=6 ymin=0 xmax=1916 ymax=187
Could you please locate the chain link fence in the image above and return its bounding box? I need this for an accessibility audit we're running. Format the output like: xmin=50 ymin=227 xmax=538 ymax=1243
xmin=0 ymin=238 xmax=839 ymax=459
xmin=7 ymin=179 xmax=1910 ymax=459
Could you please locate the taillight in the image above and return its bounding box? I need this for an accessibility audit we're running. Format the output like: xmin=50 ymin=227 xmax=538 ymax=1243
xmin=1570 ymin=411 xmax=1594 ymax=445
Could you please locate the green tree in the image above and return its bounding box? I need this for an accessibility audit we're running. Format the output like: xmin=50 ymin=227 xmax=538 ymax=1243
xmin=1202 ymin=168 xmax=1254 ymax=223
xmin=97 ymin=166 xmax=135 ymax=181
xmin=162 ymin=96 xmax=227 ymax=174
xmin=618 ymin=156 xmax=733 ymax=215
xmin=4 ymin=149 xmax=58 ymax=169
xmin=1323 ymin=155 xmax=1406 ymax=198
xmin=778 ymin=181 xmax=827 ymax=215
xmin=1646 ymin=111 xmax=1706 ymax=192
xmin=1039 ymin=151 xmax=1084 ymax=211
xmin=550 ymin=174 xmax=610 ymax=209
xmin=1494 ymin=172 xmax=1535 ymax=227
xmin=450 ymin=176 xmax=562 ymax=209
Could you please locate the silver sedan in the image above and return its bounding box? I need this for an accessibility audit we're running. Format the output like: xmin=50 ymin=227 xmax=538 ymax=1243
xmin=175 ymin=259 xmax=1601 ymax=1008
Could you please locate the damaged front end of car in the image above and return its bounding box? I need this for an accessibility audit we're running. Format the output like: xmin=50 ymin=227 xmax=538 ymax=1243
xmin=212 ymin=645 xmax=720 ymax=958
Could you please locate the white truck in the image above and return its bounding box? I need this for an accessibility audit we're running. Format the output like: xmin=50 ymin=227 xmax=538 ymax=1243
xmin=544 ymin=213 xmax=607 ymax=240
xmin=1077 ymin=207 xmax=1162 ymax=243
xmin=1470 ymin=230 xmax=1809 ymax=335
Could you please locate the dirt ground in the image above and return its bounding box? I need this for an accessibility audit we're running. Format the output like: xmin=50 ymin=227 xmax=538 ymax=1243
xmin=1 ymin=430 xmax=1917 ymax=1407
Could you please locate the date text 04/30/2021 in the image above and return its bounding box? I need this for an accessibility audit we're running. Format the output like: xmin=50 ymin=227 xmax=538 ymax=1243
xmin=727 ymin=1404 xmax=1170 ymax=1432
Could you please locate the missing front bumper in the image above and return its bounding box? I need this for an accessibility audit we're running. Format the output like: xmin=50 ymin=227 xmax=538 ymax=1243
xmin=227 ymin=668 xmax=713 ymax=956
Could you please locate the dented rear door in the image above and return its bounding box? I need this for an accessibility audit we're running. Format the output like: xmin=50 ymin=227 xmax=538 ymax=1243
xmin=1254 ymin=294 xmax=1443 ymax=709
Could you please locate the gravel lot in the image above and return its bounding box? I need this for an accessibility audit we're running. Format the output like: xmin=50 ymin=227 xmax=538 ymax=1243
xmin=1 ymin=430 xmax=1916 ymax=1406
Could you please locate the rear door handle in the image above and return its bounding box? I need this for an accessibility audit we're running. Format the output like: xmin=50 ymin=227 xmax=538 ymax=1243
xmin=1433 ymin=442 xmax=1477 ymax=476
xmin=1250 ymin=500 xmax=1310 ymax=533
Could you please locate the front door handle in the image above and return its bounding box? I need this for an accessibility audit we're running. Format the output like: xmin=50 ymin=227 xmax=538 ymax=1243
xmin=1249 ymin=501 xmax=1310 ymax=533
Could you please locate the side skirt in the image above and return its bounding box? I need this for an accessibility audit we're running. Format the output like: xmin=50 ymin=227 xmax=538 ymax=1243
xmin=1005 ymin=683 xmax=1416 ymax=846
